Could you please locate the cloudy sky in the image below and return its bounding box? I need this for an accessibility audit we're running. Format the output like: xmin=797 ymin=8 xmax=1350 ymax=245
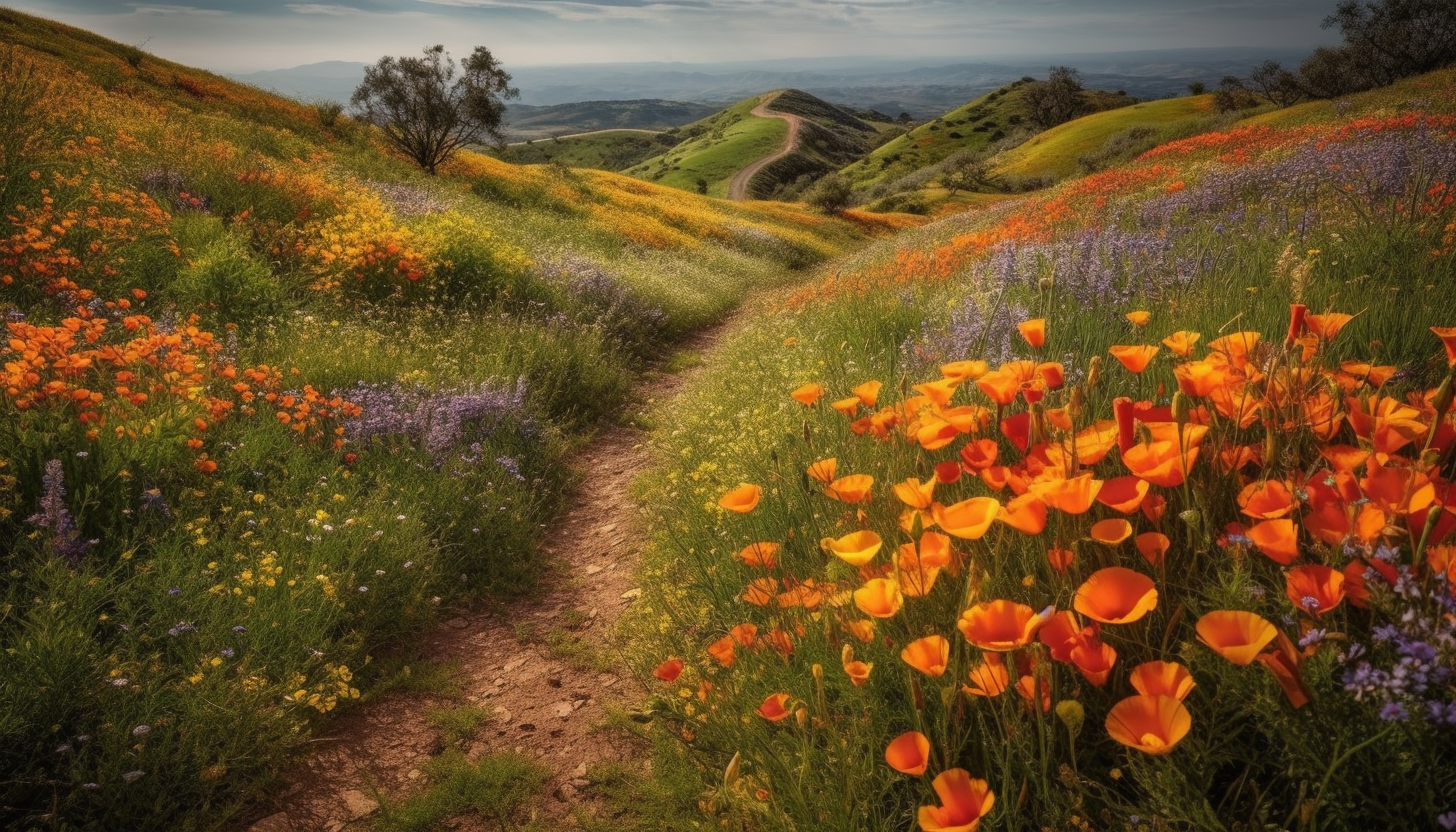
xmin=12 ymin=0 xmax=1342 ymax=72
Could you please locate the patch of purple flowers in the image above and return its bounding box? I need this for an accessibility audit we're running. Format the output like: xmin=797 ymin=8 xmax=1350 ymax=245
xmin=1339 ymin=565 xmax=1456 ymax=726
xmin=28 ymin=460 xmax=95 ymax=565
xmin=334 ymin=378 xmax=530 ymax=463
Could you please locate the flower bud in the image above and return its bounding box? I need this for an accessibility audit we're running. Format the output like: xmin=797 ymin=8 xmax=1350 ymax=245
xmin=1179 ymin=508 xmax=1202 ymax=530
xmin=1087 ymin=356 xmax=1102 ymax=389
xmin=722 ymin=751 xmax=741 ymax=788
xmin=1055 ymin=700 xmax=1085 ymax=736
xmin=795 ymin=706 xmax=808 ymax=728
xmin=811 ymin=663 xmax=824 ymax=684
xmin=1171 ymin=391 xmax=1189 ymax=426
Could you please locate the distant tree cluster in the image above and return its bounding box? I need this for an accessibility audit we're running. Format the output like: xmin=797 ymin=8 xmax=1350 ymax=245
xmin=1019 ymin=66 xmax=1090 ymax=131
xmin=1216 ymin=0 xmax=1456 ymax=111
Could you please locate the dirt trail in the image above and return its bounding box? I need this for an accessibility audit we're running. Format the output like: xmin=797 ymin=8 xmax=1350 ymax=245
xmin=727 ymin=92 xmax=803 ymax=201
xmin=238 ymin=334 xmax=722 ymax=832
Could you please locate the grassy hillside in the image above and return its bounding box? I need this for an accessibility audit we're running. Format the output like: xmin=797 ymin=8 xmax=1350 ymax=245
xmin=989 ymin=92 xmax=1228 ymax=183
xmin=502 ymin=98 xmax=718 ymax=141
xmin=627 ymin=64 xmax=1456 ymax=832
xmin=0 ymin=11 xmax=926 ymax=830
xmin=498 ymin=128 xmax=676 ymax=170
xmin=622 ymin=89 xmax=884 ymax=199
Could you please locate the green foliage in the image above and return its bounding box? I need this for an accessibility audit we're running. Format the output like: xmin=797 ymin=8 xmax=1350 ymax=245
xmin=373 ymin=750 xmax=547 ymax=832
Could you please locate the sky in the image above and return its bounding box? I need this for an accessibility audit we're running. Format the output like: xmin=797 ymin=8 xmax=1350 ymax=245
xmin=10 ymin=0 xmax=1343 ymax=72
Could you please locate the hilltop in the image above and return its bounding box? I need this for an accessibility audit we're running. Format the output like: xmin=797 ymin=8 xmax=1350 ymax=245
xmin=623 ymin=88 xmax=890 ymax=199
xmin=500 ymin=98 xmax=720 ymax=142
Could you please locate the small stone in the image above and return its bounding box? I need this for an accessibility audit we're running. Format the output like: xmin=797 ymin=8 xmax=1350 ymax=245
xmin=466 ymin=742 xmax=487 ymax=761
xmin=558 ymin=783 xmax=578 ymax=801
xmin=445 ymin=617 xmax=469 ymax=629
xmin=245 ymin=812 xmax=293 ymax=832
xmin=600 ymin=523 xmax=618 ymax=533
xmin=572 ymin=762 xmax=589 ymax=778
xmin=518 ymin=722 xmax=536 ymax=731
xmin=553 ymin=702 xmax=573 ymax=718
xmin=547 ymin=677 xmax=562 ymax=688
xmin=503 ymin=658 xmax=526 ymax=673
xmin=407 ymin=769 xmax=422 ymax=780
xmin=570 ymin=777 xmax=590 ymax=788
xmin=587 ymin=607 xmax=598 ymax=619
xmin=340 ymin=789 xmax=378 ymax=820
xmin=620 ymin=588 xmax=641 ymax=600
xmin=602 ymin=677 xmax=619 ymax=688
xmin=493 ymin=707 xmax=512 ymax=723
xmin=583 ymin=564 xmax=603 ymax=575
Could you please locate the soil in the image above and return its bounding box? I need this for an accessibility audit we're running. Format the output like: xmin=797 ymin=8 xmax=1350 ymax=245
xmin=728 ymin=92 xmax=804 ymax=201
xmin=236 ymin=332 xmax=722 ymax=832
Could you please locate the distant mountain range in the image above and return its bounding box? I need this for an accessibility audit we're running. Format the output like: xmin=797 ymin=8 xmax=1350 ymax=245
xmin=228 ymin=48 xmax=1314 ymax=128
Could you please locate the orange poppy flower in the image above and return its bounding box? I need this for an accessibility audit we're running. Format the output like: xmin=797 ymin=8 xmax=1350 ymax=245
xmin=1207 ymin=331 xmax=1261 ymax=360
xmin=1135 ymin=532 xmax=1170 ymax=568
xmin=1318 ymin=445 xmax=1369 ymax=473
xmin=1047 ymin=546 xmax=1074 ymax=574
xmin=831 ymin=396 xmax=862 ymax=416
xmin=853 ymin=380 xmax=883 ymax=408
xmin=855 ymin=578 xmax=904 ymax=619
xmin=1246 ymin=518 xmax=1299 ymax=565
xmin=1105 ymin=694 xmax=1191 ymax=755
xmin=654 ymin=658 xmax=684 ymax=681
xmin=763 ymin=627 xmax=794 ymax=657
xmin=997 ymin=492 xmax=1048 ymax=535
xmin=719 ymin=484 xmax=762 ymax=513
xmin=885 ymin=731 xmax=931 ymax=776
xmin=1089 ymin=518 xmax=1133 ymax=545
xmin=963 ymin=654 xmax=1011 ymax=697
xmin=1284 ymin=564 xmax=1345 ymax=616
xmin=1070 ymin=637 xmax=1117 ymax=686
xmin=731 ymin=623 xmax=758 ymax=647
xmin=1018 ymin=318 xmax=1047 ymax=347
xmin=825 ymin=474 xmax=874 ymax=503
xmin=737 ymin=542 xmax=779 ymax=569
xmin=1305 ymin=312 xmax=1354 ymax=342
xmin=822 ymin=530 xmax=883 ymax=566
xmin=1036 ymin=362 xmax=1066 ymax=389
xmin=1015 ymin=673 xmax=1052 ymax=712
xmin=1284 ymin=303 xmax=1308 ymax=347
xmin=1162 ymin=330 xmax=1201 ymax=357
xmin=1037 ymin=610 xmax=1086 ymax=662
xmin=914 ymin=377 xmax=961 ymax=408
xmin=917 ymin=531 xmax=954 ymax=568
xmin=791 ymin=383 xmax=825 ymax=406
xmin=1173 ymin=359 xmax=1228 ymax=398
xmin=843 ymin=655 xmax=873 ymax=687
xmin=935 ymin=460 xmax=963 ymax=484
xmin=1129 ymin=661 xmax=1195 ymax=701
xmin=894 ymin=476 xmax=938 ymax=510
xmin=1239 ymin=480 xmax=1295 ymax=519
xmin=1126 ymin=310 xmax=1151 ymax=326
xmin=807 ymin=457 xmax=838 ymax=483
xmin=918 ymin=768 xmax=995 ymax=832
xmin=901 ymin=635 xmax=951 ymax=677
xmin=941 ymin=359 xmax=990 ymax=382
xmin=957 ymin=600 xmax=1050 ymax=651
xmin=1031 ymin=473 xmax=1102 ymax=515
xmin=974 ymin=369 xmax=1020 ymax=407
xmin=1109 ymin=345 xmax=1159 ymax=374
xmin=1256 ymin=631 xmax=1312 ymax=709
xmin=1122 ymin=439 xmax=1198 ymax=488
xmin=742 ymin=577 xmax=778 ymax=606
xmin=756 ymin=692 xmax=793 ymax=722
xmin=1096 ymin=476 xmax=1149 ymax=514
xmin=843 ymin=618 xmax=876 ymax=642
xmin=935 ymin=496 xmax=1001 ymax=540
xmin=707 ymin=636 xmax=736 ymax=667
xmin=1196 ymin=610 xmax=1277 ymax=665
xmin=1432 ymin=326 xmax=1456 ymax=366
xmin=1074 ymin=567 xmax=1158 ymax=624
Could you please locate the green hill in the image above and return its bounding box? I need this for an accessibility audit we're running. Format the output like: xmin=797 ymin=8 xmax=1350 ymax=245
xmin=499 ymin=129 xmax=677 ymax=170
xmin=989 ymin=93 xmax=1226 ymax=184
xmin=502 ymin=98 xmax=718 ymax=141
xmin=622 ymin=89 xmax=885 ymax=199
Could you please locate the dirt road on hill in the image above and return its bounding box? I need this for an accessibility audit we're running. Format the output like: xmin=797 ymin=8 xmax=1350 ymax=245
xmin=728 ymin=92 xmax=803 ymax=201
xmin=237 ymin=332 xmax=723 ymax=832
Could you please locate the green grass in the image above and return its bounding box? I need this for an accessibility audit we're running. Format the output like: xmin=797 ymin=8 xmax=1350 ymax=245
xmin=990 ymin=94 xmax=1221 ymax=183
xmin=498 ymin=129 xmax=673 ymax=171
xmin=372 ymin=750 xmax=547 ymax=832
xmin=623 ymin=96 xmax=788 ymax=197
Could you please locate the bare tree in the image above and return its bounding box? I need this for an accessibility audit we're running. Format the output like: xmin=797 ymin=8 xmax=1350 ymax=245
xmin=351 ymin=44 xmax=518 ymax=175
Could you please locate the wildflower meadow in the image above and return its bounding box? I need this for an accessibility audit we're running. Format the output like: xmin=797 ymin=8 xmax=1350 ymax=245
xmin=629 ymin=68 xmax=1456 ymax=832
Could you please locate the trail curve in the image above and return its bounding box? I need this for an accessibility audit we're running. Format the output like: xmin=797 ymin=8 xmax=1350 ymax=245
xmin=728 ymin=92 xmax=803 ymax=201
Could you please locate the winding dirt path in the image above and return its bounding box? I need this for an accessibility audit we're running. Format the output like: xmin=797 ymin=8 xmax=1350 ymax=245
xmin=237 ymin=335 xmax=722 ymax=832
xmin=728 ymin=92 xmax=803 ymax=201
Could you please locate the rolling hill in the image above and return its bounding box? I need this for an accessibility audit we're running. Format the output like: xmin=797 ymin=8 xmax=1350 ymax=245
xmin=500 ymin=98 xmax=720 ymax=141
xmin=499 ymin=129 xmax=678 ymax=170
xmin=622 ymin=88 xmax=890 ymax=199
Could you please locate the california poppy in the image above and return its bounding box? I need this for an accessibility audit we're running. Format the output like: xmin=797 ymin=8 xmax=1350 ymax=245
xmin=957 ymin=600 xmax=1050 ymax=651
xmin=1074 ymin=567 xmax=1157 ymax=624
xmin=960 ymin=438 xmax=999 ymax=471
xmin=1207 ymin=331 xmax=1261 ymax=361
xmin=1162 ymin=330 xmax=1201 ymax=357
xmin=822 ymin=530 xmax=883 ymax=566
xmin=1284 ymin=564 xmax=1345 ymax=616
xmin=1305 ymin=312 xmax=1354 ymax=342
xmin=1037 ymin=610 xmax=1088 ymax=662
xmin=1432 ymin=326 xmax=1456 ymax=366
xmin=719 ymin=484 xmax=762 ymax=513
xmin=885 ymin=731 xmax=931 ymax=776
xmin=1089 ymin=518 xmax=1133 ymax=545
xmin=831 ymin=396 xmax=862 ymax=416
xmin=855 ymin=578 xmax=904 ymax=619
xmin=1246 ymin=518 xmax=1299 ymax=565
xmin=1126 ymin=311 xmax=1151 ymax=327
xmin=791 ymin=383 xmax=825 ymax=406
xmin=975 ymin=369 xmax=1020 ymax=407
xmin=894 ymin=476 xmax=938 ymax=510
xmin=825 ymin=474 xmax=874 ymax=503
xmin=935 ymin=496 xmax=1001 ymax=540
xmin=737 ymin=542 xmax=779 ymax=569
xmin=901 ymin=635 xmax=951 ymax=677
xmin=742 ymin=577 xmax=778 ymax=606
xmin=853 ymin=380 xmax=883 ymax=408
xmin=756 ymin=692 xmax=793 ymax=722
xmin=917 ymin=768 xmax=995 ymax=832
xmin=1070 ymin=637 xmax=1117 ymax=686
xmin=807 ymin=457 xmax=838 ymax=483
xmin=1046 ymin=546 xmax=1075 ymax=574
xmin=707 ymin=636 xmax=736 ymax=667
xmin=1239 ymin=480 xmax=1295 ymax=519
xmin=914 ymin=377 xmax=961 ymax=407
xmin=963 ymin=654 xmax=1011 ymax=697
xmin=1035 ymin=473 xmax=1103 ymax=515
xmin=935 ymin=460 xmax=963 ymax=484
xmin=654 ymin=658 xmax=684 ymax=682
xmin=1096 ymin=476 xmax=1149 ymax=514
xmin=1284 ymin=303 xmax=1308 ymax=347
xmin=842 ymin=645 xmax=873 ymax=687
xmin=1018 ymin=318 xmax=1047 ymax=348
xmin=941 ymin=359 xmax=990 ymax=382
xmin=1196 ymin=610 xmax=1277 ymax=665
xmin=1105 ymin=694 xmax=1190 ymax=755
xmin=1128 ymin=661 xmax=1195 ymax=701
xmin=998 ymin=493 xmax=1048 ymax=535
xmin=1109 ymin=345 xmax=1159 ymax=374
xmin=1135 ymin=532 xmax=1170 ymax=568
